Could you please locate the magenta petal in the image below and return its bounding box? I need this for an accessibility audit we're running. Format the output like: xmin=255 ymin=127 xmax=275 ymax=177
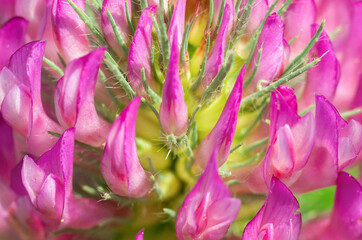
xmin=329 ymin=172 xmax=362 ymax=239
xmin=54 ymin=48 xmax=110 ymax=146
xmin=5 ymin=41 xmax=62 ymax=155
xmin=334 ymin=2 xmax=362 ymax=107
xmin=301 ymin=172 xmax=362 ymax=240
xmin=51 ymin=0 xmax=89 ymax=62
xmin=0 ymin=116 xmax=17 ymax=184
xmin=0 ymin=17 xmax=28 ymax=69
xmin=195 ymin=66 xmax=245 ymax=168
xmin=284 ymin=0 xmax=316 ymax=60
xmin=176 ymin=152 xmax=241 ymax=240
xmin=159 ymin=34 xmax=188 ymax=136
xmin=243 ymin=177 xmax=301 ymax=240
xmin=101 ymin=97 xmax=152 ymax=198
xmin=291 ymin=95 xmax=338 ymax=193
xmin=135 ymin=229 xmax=144 ymax=240
xmin=127 ymin=6 xmax=157 ymax=97
xmin=168 ymin=0 xmax=186 ymax=48
xmin=197 ymin=4 xmax=231 ymax=95
xmin=101 ymin=0 xmax=132 ymax=56
xmin=248 ymin=13 xmax=285 ymax=85
xmin=301 ymin=25 xmax=340 ymax=108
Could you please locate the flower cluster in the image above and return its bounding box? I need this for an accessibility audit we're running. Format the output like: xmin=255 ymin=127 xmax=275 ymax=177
xmin=0 ymin=0 xmax=361 ymax=239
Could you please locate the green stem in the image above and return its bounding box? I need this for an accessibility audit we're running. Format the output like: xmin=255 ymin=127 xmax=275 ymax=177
xmin=43 ymin=57 xmax=64 ymax=76
xmin=106 ymin=9 xmax=129 ymax=54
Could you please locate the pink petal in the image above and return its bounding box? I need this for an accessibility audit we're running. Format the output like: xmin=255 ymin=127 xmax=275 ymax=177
xmin=101 ymin=0 xmax=132 ymax=56
xmin=301 ymin=25 xmax=340 ymax=109
xmin=135 ymin=229 xmax=144 ymax=240
xmin=315 ymin=0 xmax=353 ymax=48
xmin=1 ymin=85 xmax=31 ymax=136
xmin=127 ymin=6 xmax=157 ymax=97
xmin=196 ymin=4 xmax=231 ymax=95
xmin=195 ymin=66 xmax=245 ymax=168
xmin=176 ymin=151 xmax=241 ymax=240
xmin=284 ymin=0 xmax=316 ymax=60
xmin=0 ymin=116 xmax=17 ymax=184
xmin=333 ymin=1 xmax=362 ymax=108
xmin=247 ymin=13 xmax=285 ymax=85
xmin=168 ymin=0 xmax=186 ymax=48
xmin=35 ymin=174 xmax=65 ymax=221
xmin=14 ymin=0 xmax=47 ymax=40
xmin=0 ymin=17 xmax=28 ymax=69
xmin=6 ymin=41 xmax=62 ymax=155
xmin=291 ymin=95 xmax=338 ymax=193
xmin=0 ymin=67 xmax=19 ymax=106
xmin=243 ymin=177 xmax=301 ymax=240
xmin=101 ymin=97 xmax=152 ymax=198
xmin=159 ymin=34 xmax=189 ymax=136
xmin=54 ymin=48 xmax=110 ymax=147
xmin=329 ymin=172 xmax=362 ymax=239
xmin=0 ymin=0 xmax=15 ymax=25
xmin=51 ymin=0 xmax=89 ymax=62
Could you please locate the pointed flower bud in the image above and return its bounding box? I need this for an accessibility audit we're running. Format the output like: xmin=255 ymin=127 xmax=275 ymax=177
xmin=195 ymin=66 xmax=245 ymax=168
xmin=0 ymin=17 xmax=28 ymax=69
xmin=168 ymin=0 xmax=186 ymax=48
xmin=159 ymin=33 xmax=189 ymax=136
xmin=127 ymin=6 xmax=157 ymax=97
xmin=300 ymin=25 xmax=340 ymax=109
xmin=101 ymin=97 xmax=152 ymax=198
xmin=243 ymin=177 xmax=301 ymax=240
xmin=196 ymin=4 xmax=231 ymax=95
xmin=52 ymin=0 xmax=89 ymax=62
xmin=101 ymin=0 xmax=132 ymax=57
xmin=135 ymin=229 xmax=144 ymax=240
xmin=300 ymin=172 xmax=362 ymax=240
xmin=21 ymin=129 xmax=112 ymax=230
xmin=176 ymin=152 xmax=241 ymax=240
xmin=54 ymin=48 xmax=110 ymax=147
xmin=247 ymin=13 xmax=287 ymax=86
